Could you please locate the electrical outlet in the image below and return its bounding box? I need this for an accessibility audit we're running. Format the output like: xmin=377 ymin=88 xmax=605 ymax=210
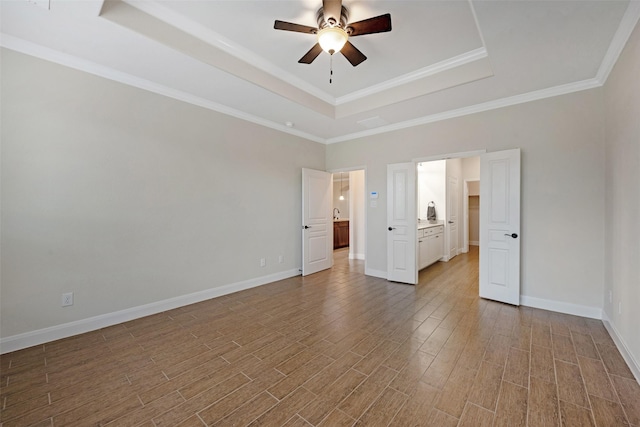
xmin=61 ymin=292 xmax=73 ymax=307
xmin=279 ymin=255 xmax=284 ymax=264
xmin=260 ymin=258 xmax=266 ymax=267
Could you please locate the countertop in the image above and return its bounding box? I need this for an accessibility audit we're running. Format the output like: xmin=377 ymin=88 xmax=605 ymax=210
xmin=418 ymin=220 xmax=444 ymax=230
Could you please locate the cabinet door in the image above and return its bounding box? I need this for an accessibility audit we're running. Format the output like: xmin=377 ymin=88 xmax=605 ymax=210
xmin=433 ymin=233 xmax=444 ymax=262
xmin=418 ymin=238 xmax=429 ymax=270
xmin=427 ymin=233 xmax=444 ymax=265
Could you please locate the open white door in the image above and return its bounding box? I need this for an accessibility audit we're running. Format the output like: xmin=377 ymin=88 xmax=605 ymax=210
xmin=387 ymin=163 xmax=417 ymax=285
xmin=302 ymin=168 xmax=333 ymax=276
xmin=480 ymin=149 xmax=521 ymax=305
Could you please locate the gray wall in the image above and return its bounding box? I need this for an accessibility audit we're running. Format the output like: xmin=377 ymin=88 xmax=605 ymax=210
xmin=3 ymin=23 xmax=638 ymax=373
xmin=604 ymin=20 xmax=640 ymax=374
xmin=1 ymin=49 xmax=325 ymax=338
xmin=326 ymin=88 xmax=606 ymax=311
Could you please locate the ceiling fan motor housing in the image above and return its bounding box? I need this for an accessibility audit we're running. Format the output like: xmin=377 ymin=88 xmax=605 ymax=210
xmin=317 ymin=6 xmax=349 ymax=31
xmin=274 ymin=1 xmax=391 ymax=67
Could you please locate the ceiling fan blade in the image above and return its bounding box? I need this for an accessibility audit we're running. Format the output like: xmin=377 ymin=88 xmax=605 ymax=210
xmin=298 ymin=43 xmax=323 ymax=64
xmin=341 ymin=41 xmax=367 ymax=66
xmin=323 ymin=0 xmax=343 ymax=25
xmin=347 ymin=13 xmax=392 ymax=36
xmin=274 ymin=20 xmax=317 ymax=34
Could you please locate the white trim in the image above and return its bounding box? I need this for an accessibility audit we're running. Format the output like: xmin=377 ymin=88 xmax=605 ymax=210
xmin=365 ymin=268 xmax=387 ymax=279
xmin=469 ymin=241 xmax=479 ymax=246
xmin=326 ymin=78 xmax=601 ymax=144
xmin=121 ymin=0 xmax=336 ymax=105
xmin=0 ymin=34 xmax=325 ymax=144
xmin=520 ymin=295 xmax=602 ymax=319
xmin=602 ymin=312 xmax=640 ymax=383
xmin=468 ymin=0 xmax=488 ymax=51
xmin=0 ymin=268 xmax=300 ymax=354
xmin=596 ymin=0 xmax=640 ymax=84
xmin=3 ymin=0 xmax=637 ymax=147
xmin=335 ymin=48 xmax=488 ymax=105
xmin=414 ymin=150 xmax=486 ymax=163
xmin=349 ymin=253 xmax=365 ymax=260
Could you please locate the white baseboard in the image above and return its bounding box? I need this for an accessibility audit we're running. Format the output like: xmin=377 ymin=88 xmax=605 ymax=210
xmin=602 ymin=312 xmax=640 ymax=383
xmin=348 ymin=253 xmax=365 ymax=260
xmin=469 ymin=241 xmax=479 ymax=246
xmin=520 ymin=295 xmax=602 ymax=319
xmin=365 ymin=268 xmax=387 ymax=279
xmin=0 ymin=268 xmax=301 ymax=354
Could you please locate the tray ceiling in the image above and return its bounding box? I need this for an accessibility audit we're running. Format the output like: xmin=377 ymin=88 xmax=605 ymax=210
xmin=1 ymin=0 xmax=639 ymax=143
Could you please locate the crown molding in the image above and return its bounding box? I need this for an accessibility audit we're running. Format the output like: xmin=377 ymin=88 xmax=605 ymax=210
xmin=0 ymin=34 xmax=607 ymax=146
xmin=0 ymin=34 xmax=325 ymax=144
xmin=326 ymin=78 xmax=601 ymax=144
xmin=335 ymin=47 xmax=488 ymax=105
xmin=119 ymin=0 xmax=491 ymax=111
xmin=3 ymin=0 xmax=638 ymax=146
xmin=121 ymin=0 xmax=336 ymax=105
xmin=468 ymin=0 xmax=487 ymax=52
xmin=596 ymin=0 xmax=640 ymax=84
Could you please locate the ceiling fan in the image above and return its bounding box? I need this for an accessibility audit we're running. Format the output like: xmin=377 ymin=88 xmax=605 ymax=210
xmin=273 ymin=0 xmax=392 ymax=67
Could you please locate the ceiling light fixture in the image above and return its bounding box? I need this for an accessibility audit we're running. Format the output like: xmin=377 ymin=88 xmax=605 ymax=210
xmin=317 ymin=26 xmax=349 ymax=84
xmin=317 ymin=26 xmax=348 ymax=55
xmin=339 ymin=172 xmax=345 ymax=201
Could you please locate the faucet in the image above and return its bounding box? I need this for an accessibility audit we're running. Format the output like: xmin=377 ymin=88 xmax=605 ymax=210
xmin=333 ymin=208 xmax=340 ymax=220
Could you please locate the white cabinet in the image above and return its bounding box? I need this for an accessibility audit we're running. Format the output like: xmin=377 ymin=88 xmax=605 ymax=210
xmin=418 ymin=225 xmax=444 ymax=270
xmin=418 ymin=229 xmax=429 ymax=270
xmin=426 ymin=232 xmax=444 ymax=265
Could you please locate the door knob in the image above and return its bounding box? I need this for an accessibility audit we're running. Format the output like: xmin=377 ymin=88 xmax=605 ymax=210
xmin=304 ymin=225 xmax=311 ymax=229
xmin=388 ymin=227 xmax=396 ymax=231
xmin=504 ymin=233 xmax=518 ymax=238
xmin=448 ymin=221 xmax=454 ymax=224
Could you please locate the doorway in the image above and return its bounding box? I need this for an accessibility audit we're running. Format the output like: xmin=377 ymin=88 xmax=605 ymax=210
xmin=408 ymin=149 xmax=521 ymax=305
xmin=416 ymin=156 xmax=480 ymax=269
xmin=332 ymin=169 xmax=366 ymax=262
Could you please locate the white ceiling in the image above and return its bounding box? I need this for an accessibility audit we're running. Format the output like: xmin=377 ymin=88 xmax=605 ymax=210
xmin=2 ymin=0 xmax=639 ymax=144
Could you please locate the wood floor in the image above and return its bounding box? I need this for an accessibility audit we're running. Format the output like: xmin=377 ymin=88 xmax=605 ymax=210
xmin=1 ymin=247 xmax=639 ymax=426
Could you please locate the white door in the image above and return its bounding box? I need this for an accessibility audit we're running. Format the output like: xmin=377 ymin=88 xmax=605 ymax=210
xmin=387 ymin=163 xmax=417 ymax=284
xmin=302 ymin=168 xmax=333 ymax=276
xmin=447 ymin=176 xmax=458 ymax=259
xmin=479 ymin=149 xmax=521 ymax=305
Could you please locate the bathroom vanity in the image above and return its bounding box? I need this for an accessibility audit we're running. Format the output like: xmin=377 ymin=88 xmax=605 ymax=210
xmin=418 ymin=222 xmax=444 ymax=270
xmin=333 ymin=219 xmax=349 ymax=249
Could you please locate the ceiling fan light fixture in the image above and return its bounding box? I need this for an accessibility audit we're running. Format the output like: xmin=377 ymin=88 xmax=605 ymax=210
xmin=317 ymin=26 xmax=348 ymax=54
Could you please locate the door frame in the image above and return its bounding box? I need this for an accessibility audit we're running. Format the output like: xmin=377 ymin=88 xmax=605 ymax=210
xmin=446 ymin=175 xmax=459 ymax=260
xmin=462 ymin=179 xmax=480 ymax=254
xmin=328 ymin=166 xmax=368 ymax=269
xmin=463 ymin=180 xmax=470 ymax=254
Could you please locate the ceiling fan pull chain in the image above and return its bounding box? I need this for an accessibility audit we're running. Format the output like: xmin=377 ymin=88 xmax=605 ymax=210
xmin=330 ymin=54 xmax=333 ymax=84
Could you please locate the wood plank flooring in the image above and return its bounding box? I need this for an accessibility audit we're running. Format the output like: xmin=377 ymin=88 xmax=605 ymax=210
xmin=1 ymin=247 xmax=639 ymax=426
